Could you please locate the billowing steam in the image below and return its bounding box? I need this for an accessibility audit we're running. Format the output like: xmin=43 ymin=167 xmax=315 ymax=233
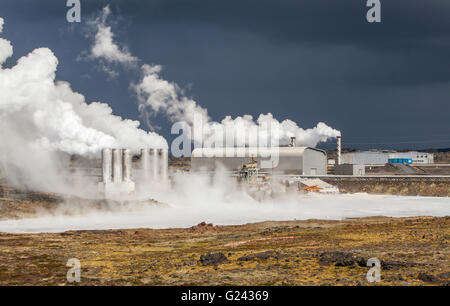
xmin=133 ymin=64 xmax=341 ymax=148
xmin=0 ymin=17 xmax=166 ymax=191
xmin=132 ymin=62 xmax=341 ymax=147
xmin=81 ymin=5 xmax=138 ymax=78
xmin=83 ymin=6 xmax=341 ymax=148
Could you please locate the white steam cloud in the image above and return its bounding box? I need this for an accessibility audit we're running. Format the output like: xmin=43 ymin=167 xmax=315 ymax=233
xmin=0 ymin=17 xmax=166 ymax=191
xmin=82 ymin=5 xmax=138 ymax=78
xmin=0 ymin=18 xmax=13 ymax=66
xmin=1 ymin=169 xmax=449 ymax=233
xmin=133 ymin=63 xmax=341 ymax=147
xmin=84 ymin=5 xmax=340 ymax=148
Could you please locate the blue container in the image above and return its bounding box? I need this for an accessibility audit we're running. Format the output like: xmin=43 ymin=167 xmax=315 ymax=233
xmin=388 ymin=158 xmax=412 ymax=164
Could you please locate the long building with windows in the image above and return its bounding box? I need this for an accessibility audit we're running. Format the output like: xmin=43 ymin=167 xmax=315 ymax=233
xmin=341 ymin=151 xmax=434 ymax=165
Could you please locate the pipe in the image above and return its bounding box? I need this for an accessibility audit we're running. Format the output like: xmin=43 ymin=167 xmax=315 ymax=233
xmin=160 ymin=148 xmax=168 ymax=181
xmin=290 ymin=137 xmax=296 ymax=147
xmin=102 ymin=148 xmax=112 ymax=183
xmin=151 ymin=148 xmax=158 ymax=180
xmin=112 ymin=148 xmax=123 ymax=183
xmin=337 ymin=136 xmax=342 ymax=165
xmin=123 ymin=149 xmax=132 ymax=182
xmin=141 ymin=148 xmax=150 ymax=179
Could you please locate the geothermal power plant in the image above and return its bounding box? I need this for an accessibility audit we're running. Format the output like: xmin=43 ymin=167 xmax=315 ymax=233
xmin=90 ymin=134 xmax=448 ymax=200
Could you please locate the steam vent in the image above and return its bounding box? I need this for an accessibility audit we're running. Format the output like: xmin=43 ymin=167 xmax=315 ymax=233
xmin=98 ymin=148 xmax=169 ymax=198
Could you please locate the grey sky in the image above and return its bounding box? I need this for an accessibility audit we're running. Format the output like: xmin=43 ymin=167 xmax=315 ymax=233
xmin=0 ymin=0 xmax=449 ymax=149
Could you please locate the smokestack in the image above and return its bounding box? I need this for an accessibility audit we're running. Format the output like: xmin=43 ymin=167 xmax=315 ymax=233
xmin=159 ymin=148 xmax=168 ymax=182
xmin=151 ymin=148 xmax=158 ymax=180
xmin=101 ymin=148 xmax=112 ymax=183
xmin=123 ymin=149 xmax=132 ymax=182
xmin=141 ymin=148 xmax=150 ymax=179
xmin=112 ymin=148 xmax=123 ymax=183
xmin=99 ymin=148 xmax=136 ymax=198
xmin=337 ymin=136 xmax=342 ymax=165
xmin=290 ymin=137 xmax=296 ymax=147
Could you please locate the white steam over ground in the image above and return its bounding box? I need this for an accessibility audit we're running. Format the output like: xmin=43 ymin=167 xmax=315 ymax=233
xmin=0 ymin=168 xmax=449 ymax=234
xmin=0 ymin=17 xmax=166 ymax=191
xmin=0 ymin=170 xmax=448 ymax=233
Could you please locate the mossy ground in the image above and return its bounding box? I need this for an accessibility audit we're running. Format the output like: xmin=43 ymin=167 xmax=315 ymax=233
xmin=0 ymin=216 xmax=448 ymax=286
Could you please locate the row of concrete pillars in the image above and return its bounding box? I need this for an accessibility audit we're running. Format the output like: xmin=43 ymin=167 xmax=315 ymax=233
xmin=101 ymin=148 xmax=133 ymax=184
xmin=140 ymin=148 xmax=168 ymax=182
xmin=101 ymin=148 xmax=169 ymax=185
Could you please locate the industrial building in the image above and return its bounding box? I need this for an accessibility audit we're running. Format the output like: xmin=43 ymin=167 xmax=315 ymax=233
xmin=341 ymin=151 xmax=434 ymax=165
xmin=191 ymin=147 xmax=327 ymax=175
xmin=334 ymin=164 xmax=365 ymax=176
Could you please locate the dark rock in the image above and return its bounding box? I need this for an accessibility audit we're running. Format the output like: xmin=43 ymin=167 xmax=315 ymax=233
xmin=438 ymin=272 xmax=450 ymax=280
xmin=318 ymin=251 xmax=365 ymax=267
xmin=238 ymin=251 xmax=278 ymax=261
xmin=275 ymin=253 xmax=288 ymax=260
xmin=418 ymin=273 xmax=440 ymax=283
xmin=199 ymin=252 xmax=227 ymax=266
xmin=381 ymin=260 xmax=426 ymax=270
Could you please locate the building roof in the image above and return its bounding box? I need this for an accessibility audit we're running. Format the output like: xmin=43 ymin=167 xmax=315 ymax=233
xmin=192 ymin=147 xmax=325 ymax=158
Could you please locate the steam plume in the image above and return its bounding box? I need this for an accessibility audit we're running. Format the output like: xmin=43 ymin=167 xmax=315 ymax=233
xmin=82 ymin=5 xmax=138 ymax=78
xmin=133 ymin=64 xmax=341 ymax=147
xmin=84 ymin=6 xmax=341 ymax=147
xmin=0 ymin=17 xmax=166 ymax=191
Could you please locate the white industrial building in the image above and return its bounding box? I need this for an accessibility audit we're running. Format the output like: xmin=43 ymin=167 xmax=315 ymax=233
xmin=191 ymin=147 xmax=327 ymax=175
xmin=341 ymin=151 xmax=434 ymax=165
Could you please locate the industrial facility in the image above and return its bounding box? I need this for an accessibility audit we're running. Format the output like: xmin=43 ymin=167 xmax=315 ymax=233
xmin=341 ymin=151 xmax=434 ymax=165
xmin=191 ymin=146 xmax=327 ymax=175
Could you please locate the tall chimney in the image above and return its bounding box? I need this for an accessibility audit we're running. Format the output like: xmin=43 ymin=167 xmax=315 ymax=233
xmin=337 ymin=136 xmax=342 ymax=165
xmin=141 ymin=148 xmax=150 ymax=179
xmin=112 ymin=149 xmax=123 ymax=183
xmin=159 ymin=148 xmax=168 ymax=182
xmin=151 ymin=148 xmax=158 ymax=180
xmin=102 ymin=148 xmax=112 ymax=183
xmin=290 ymin=137 xmax=296 ymax=147
xmin=123 ymin=149 xmax=132 ymax=182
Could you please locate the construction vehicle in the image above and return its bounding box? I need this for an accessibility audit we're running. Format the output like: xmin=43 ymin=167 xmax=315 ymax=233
xmin=299 ymin=185 xmax=323 ymax=193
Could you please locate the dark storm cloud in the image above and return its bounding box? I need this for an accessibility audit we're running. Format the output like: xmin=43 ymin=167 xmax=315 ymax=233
xmin=0 ymin=0 xmax=449 ymax=149
xmin=117 ymin=0 xmax=450 ymax=87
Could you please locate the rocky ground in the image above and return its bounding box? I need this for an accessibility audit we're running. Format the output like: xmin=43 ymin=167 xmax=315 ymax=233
xmin=0 ymin=216 xmax=448 ymax=286
xmin=322 ymin=177 xmax=450 ymax=197
xmin=0 ymin=180 xmax=448 ymax=286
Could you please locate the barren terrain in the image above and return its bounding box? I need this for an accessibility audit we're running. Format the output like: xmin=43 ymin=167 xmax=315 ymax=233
xmin=0 ymin=215 xmax=448 ymax=286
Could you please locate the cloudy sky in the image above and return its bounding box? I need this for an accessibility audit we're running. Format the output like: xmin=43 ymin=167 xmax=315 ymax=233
xmin=1 ymin=0 xmax=449 ymax=150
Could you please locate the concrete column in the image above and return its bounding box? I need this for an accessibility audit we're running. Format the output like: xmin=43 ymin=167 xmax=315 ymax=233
xmin=151 ymin=148 xmax=158 ymax=180
xmin=123 ymin=149 xmax=132 ymax=182
xmin=112 ymin=149 xmax=123 ymax=183
xmin=102 ymin=148 xmax=112 ymax=183
xmin=337 ymin=136 xmax=342 ymax=165
xmin=141 ymin=148 xmax=150 ymax=179
xmin=159 ymin=148 xmax=168 ymax=182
